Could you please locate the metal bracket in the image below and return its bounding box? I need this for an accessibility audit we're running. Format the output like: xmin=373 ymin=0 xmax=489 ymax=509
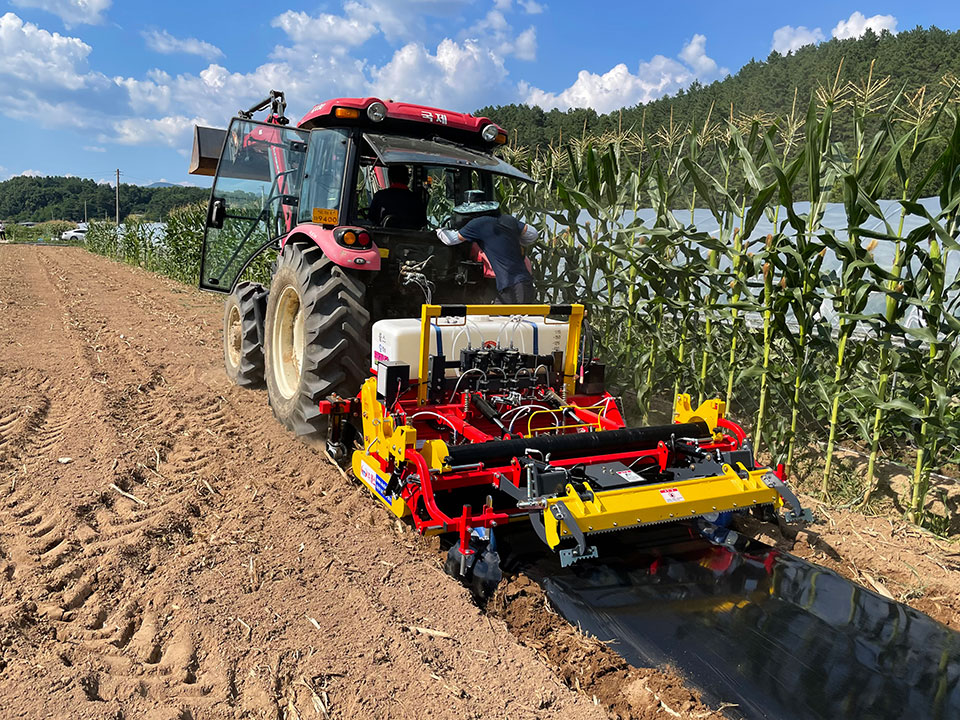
xmin=551 ymin=502 xmax=590 ymax=556
xmin=762 ymin=472 xmax=814 ymax=524
xmin=559 ymin=545 xmax=599 ymax=567
xmin=783 ymin=507 xmax=815 ymax=523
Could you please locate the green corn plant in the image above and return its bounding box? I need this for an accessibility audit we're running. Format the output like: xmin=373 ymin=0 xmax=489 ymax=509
xmin=821 ymin=72 xmax=908 ymax=494
xmin=773 ymin=96 xmax=835 ymax=473
xmin=899 ymin=109 xmax=960 ymax=523
xmin=861 ymin=85 xmax=946 ymax=504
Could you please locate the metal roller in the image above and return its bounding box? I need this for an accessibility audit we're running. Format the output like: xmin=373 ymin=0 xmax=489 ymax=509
xmin=446 ymin=421 xmax=710 ymax=467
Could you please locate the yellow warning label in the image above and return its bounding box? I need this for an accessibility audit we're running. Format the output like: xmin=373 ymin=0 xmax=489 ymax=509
xmin=312 ymin=207 xmax=339 ymax=225
xmin=378 ymin=247 xmax=390 ymax=258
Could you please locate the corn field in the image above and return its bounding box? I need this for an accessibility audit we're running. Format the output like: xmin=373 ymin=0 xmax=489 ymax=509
xmin=84 ymin=203 xmax=274 ymax=286
xmin=499 ymin=71 xmax=960 ymax=529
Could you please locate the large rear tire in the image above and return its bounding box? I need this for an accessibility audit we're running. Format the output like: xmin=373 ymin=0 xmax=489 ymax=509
xmin=223 ymin=281 xmax=267 ymax=388
xmin=264 ymin=243 xmax=370 ymax=438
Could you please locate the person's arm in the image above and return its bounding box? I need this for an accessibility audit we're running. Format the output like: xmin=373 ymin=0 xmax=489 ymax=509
xmin=436 ymin=228 xmax=464 ymax=246
xmin=519 ymin=223 xmax=538 ymax=246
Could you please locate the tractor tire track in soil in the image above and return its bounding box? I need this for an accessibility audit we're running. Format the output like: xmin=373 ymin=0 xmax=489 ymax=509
xmin=4 ymin=246 xmax=960 ymax=720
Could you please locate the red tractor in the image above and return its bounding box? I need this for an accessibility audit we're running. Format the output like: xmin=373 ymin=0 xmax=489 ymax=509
xmin=190 ymin=91 xmax=531 ymax=440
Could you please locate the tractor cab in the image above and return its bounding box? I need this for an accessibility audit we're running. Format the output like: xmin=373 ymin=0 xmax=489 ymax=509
xmin=191 ymin=91 xmax=533 ymax=316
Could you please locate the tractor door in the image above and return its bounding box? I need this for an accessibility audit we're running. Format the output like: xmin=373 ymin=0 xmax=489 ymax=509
xmin=199 ymin=118 xmax=309 ymax=293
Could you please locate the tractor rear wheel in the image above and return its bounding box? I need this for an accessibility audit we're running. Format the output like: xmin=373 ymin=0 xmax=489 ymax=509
xmin=264 ymin=243 xmax=370 ymax=439
xmin=223 ymin=281 xmax=267 ymax=388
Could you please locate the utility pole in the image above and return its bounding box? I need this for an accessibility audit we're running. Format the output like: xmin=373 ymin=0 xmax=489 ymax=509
xmin=115 ymin=169 xmax=120 ymax=228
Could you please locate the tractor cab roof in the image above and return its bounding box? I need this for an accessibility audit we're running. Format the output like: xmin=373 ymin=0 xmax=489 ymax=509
xmin=298 ymin=97 xmax=507 ymax=150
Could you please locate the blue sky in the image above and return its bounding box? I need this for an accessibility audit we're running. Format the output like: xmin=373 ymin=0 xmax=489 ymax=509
xmin=0 ymin=1 xmax=957 ymax=187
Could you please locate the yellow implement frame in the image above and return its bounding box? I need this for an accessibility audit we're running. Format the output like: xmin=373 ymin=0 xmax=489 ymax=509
xmin=415 ymin=304 xmax=584 ymax=406
xmin=541 ymin=464 xmax=780 ymax=550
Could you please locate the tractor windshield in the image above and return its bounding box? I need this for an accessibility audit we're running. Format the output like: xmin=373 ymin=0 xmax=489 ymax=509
xmin=353 ymin=133 xmax=531 ymax=230
xmin=199 ymin=118 xmax=309 ymax=293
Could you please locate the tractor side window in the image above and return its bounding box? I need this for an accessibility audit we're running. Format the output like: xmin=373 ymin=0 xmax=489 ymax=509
xmin=299 ymin=128 xmax=349 ymax=225
xmin=199 ymin=119 xmax=308 ymax=292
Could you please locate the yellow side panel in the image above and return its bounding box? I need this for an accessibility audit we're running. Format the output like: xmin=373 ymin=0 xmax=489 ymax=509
xmin=542 ymin=466 xmax=777 ymax=549
xmin=351 ymin=451 xmax=410 ymax=518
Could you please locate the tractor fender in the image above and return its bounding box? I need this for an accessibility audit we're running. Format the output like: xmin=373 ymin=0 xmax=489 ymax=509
xmin=281 ymin=223 xmax=381 ymax=271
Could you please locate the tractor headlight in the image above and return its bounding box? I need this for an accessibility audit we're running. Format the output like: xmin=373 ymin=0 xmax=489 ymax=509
xmin=367 ymin=102 xmax=387 ymax=122
xmin=481 ymin=124 xmax=499 ymax=142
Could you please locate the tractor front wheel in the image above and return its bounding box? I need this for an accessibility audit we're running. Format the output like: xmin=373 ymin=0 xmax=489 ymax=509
xmin=264 ymin=243 xmax=370 ymax=439
xmin=223 ymin=281 xmax=267 ymax=388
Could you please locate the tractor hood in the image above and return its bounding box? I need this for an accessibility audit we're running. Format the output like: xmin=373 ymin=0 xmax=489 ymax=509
xmin=363 ymin=133 xmax=533 ymax=184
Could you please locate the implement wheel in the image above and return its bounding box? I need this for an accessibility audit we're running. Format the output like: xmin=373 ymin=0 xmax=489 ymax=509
xmin=264 ymin=242 xmax=370 ymax=438
xmin=223 ymin=281 xmax=267 ymax=388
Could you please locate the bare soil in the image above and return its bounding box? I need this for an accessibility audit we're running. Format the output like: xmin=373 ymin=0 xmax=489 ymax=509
xmin=2 ymin=246 xmax=958 ymax=720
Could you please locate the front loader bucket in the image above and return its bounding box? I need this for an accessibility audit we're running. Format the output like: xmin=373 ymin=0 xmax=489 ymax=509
xmin=189 ymin=125 xmax=227 ymax=176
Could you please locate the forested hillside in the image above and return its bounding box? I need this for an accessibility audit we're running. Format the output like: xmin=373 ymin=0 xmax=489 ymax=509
xmin=479 ymin=26 xmax=960 ymax=152
xmin=0 ymin=175 xmax=208 ymax=223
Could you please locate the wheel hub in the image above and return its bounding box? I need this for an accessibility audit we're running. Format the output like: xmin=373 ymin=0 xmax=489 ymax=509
xmin=227 ymin=305 xmax=243 ymax=368
xmin=272 ymin=285 xmax=305 ymax=400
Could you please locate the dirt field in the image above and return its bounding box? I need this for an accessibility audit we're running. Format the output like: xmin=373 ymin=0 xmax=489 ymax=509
xmin=1 ymin=245 xmax=959 ymax=720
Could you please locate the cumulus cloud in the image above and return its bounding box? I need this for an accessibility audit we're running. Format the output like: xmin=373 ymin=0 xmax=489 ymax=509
xmin=19 ymin=169 xmax=44 ymax=176
xmin=370 ymin=39 xmax=509 ymax=109
xmin=270 ymin=7 xmax=377 ymax=52
xmin=771 ymin=12 xmax=897 ymax=55
xmin=832 ymin=11 xmax=898 ymax=39
xmin=525 ymin=34 xmax=727 ymax=112
xmin=110 ymin=115 xmax=202 ymax=147
xmin=0 ymin=12 xmax=97 ymax=89
xmin=679 ymin=33 xmax=723 ymax=77
xmin=10 ymin=0 xmax=110 ymax=27
xmin=83 ymin=145 xmax=105 ymax=152
xmin=143 ymin=29 xmax=223 ymax=61
xmin=520 ymin=1 xmax=544 ymax=13
xmin=771 ymin=24 xmax=825 ymax=54
xmin=467 ymin=8 xmax=537 ymax=61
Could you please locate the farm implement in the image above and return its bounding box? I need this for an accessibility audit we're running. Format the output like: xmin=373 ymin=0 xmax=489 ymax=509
xmin=322 ymin=303 xmax=811 ymax=596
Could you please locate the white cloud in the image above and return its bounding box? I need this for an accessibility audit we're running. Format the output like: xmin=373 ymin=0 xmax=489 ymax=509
xmin=520 ymin=0 xmax=544 ymax=13
xmin=83 ymin=145 xmax=105 ymax=152
xmin=370 ymin=38 xmax=510 ymax=109
xmin=0 ymin=12 xmax=97 ymax=89
xmin=467 ymin=8 xmax=537 ymax=61
xmin=832 ymin=11 xmax=897 ymax=40
xmin=143 ymin=29 xmax=223 ymax=61
xmin=10 ymin=0 xmax=110 ymax=27
xmin=525 ymin=34 xmax=727 ymax=112
xmin=270 ymin=7 xmax=377 ymax=53
xmin=513 ymin=27 xmax=536 ymax=61
xmin=771 ymin=12 xmax=897 ymax=55
xmin=679 ymin=33 xmax=724 ymax=77
xmin=771 ymin=25 xmax=825 ymax=54
xmin=19 ymin=169 xmax=44 ymax=176
xmin=110 ymin=114 xmax=202 ymax=147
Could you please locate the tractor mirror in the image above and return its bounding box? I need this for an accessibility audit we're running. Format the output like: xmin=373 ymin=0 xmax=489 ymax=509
xmin=208 ymin=197 xmax=226 ymax=229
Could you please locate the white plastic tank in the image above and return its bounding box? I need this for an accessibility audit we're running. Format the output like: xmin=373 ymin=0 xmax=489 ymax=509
xmin=371 ymin=315 xmax=569 ymax=376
